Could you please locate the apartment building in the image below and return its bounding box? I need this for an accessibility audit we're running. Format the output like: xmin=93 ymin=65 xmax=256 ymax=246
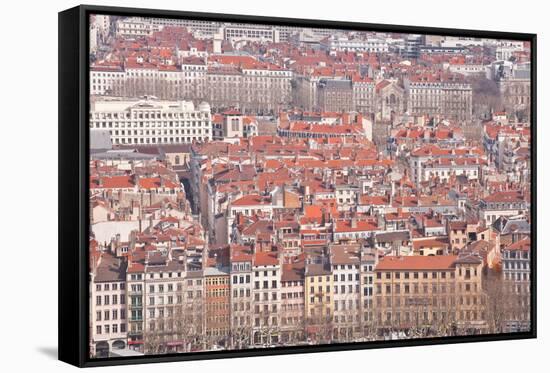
xmin=318 ymin=79 xmax=354 ymax=112
xmin=478 ymin=191 xmax=528 ymax=225
xmin=359 ymin=246 xmax=378 ymax=334
xmin=374 ymin=254 xmax=486 ymax=336
xmin=501 ymin=237 xmax=531 ymax=332
xmin=204 ymin=266 xmax=231 ymax=347
xmin=304 ymin=260 xmax=334 ymax=342
xmin=331 ymin=245 xmax=362 ymax=341
xmin=125 ymin=250 xmax=204 ymax=354
xmin=229 ymin=245 xmax=254 ymax=348
xmin=404 ymin=73 xmax=472 ymax=122
xmin=252 ymin=251 xmax=282 ymax=345
xmin=352 ymin=76 xmax=376 ymax=114
xmin=280 ymin=258 xmax=306 ymax=343
xmin=116 ymin=17 xmax=154 ymax=38
xmin=90 ymin=253 xmax=128 ymax=357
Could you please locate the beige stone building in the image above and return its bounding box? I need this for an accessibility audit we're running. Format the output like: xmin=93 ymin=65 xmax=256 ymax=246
xmin=125 ymin=249 xmax=204 ymax=354
xmin=404 ymin=74 xmax=472 ymax=122
xmin=352 ymin=76 xmax=376 ymax=114
xmin=373 ymin=254 xmax=486 ymax=336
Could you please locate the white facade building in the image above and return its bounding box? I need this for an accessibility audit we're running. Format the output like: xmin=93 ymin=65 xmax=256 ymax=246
xmin=90 ymin=98 xmax=212 ymax=145
xmin=326 ymin=36 xmax=389 ymax=53
xmin=331 ymin=245 xmax=361 ymax=340
xmin=116 ymin=17 xmax=154 ymax=38
xmin=252 ymin=252 xmax=282 ymax=345
xmin=90 ymin=254 xmax=127 ymax=357
xmin=91 ymin=67 xmax=126 ymax=95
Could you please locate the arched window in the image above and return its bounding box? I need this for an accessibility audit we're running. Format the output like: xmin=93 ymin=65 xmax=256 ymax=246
xmin=175 ymin=155 xmax=180 ymax=165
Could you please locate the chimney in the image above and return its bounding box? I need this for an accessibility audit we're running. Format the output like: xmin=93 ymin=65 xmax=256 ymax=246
xmin=351 ymin=218 xmax=357 ymax=229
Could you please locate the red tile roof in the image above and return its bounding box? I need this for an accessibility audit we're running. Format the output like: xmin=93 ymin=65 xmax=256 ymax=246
xmin=91 ymin=175 xmax=134 ymax=189
xmin=232 ymin=194 xmax=272 ymax=206
xmin=334 ymin=220 xmax=378 ymax=233
xmin=482 ymin=190 xmax=524 ymax=203
xmin=254 ymin=251 xmax=279 ymax=266
xmin=505 ymin=237 xmax=530 ymax=251
xmin=376 ymin=255 xmax=458 ymax=271
xmin=138 ymin=177 xmax=179 ymax=190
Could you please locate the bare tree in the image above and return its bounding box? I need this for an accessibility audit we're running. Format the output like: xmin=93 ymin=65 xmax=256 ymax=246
xmin=230 ymin=299 xmax=253 ymax=349
xmin=469 ymin=76 xmax=503 ymax=118
xmin=483 ymin=267 xmax=509 ymax=334
xmin=143 ymin=327 xmax=164 ymax=355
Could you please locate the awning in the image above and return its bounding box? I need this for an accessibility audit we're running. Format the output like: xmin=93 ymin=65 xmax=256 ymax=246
xmin=306 ymin=326 xmax=319 ymax=333
xmin=166 ymin=341 xmax=184 ymax=347
xmin=128 ymin=340 xmax=143 ymax=345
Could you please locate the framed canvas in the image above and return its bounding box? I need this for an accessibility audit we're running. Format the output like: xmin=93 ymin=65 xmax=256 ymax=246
xmin=58 ymin=4 xmax=537 ymax=367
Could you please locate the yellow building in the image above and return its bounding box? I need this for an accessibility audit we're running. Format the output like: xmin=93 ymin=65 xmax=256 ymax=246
xmin=304 ymin=262 xmax=333 ymax=342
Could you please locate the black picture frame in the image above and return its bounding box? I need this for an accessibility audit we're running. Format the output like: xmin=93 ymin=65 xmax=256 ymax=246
xmin=58 ymin=4 xmax=537 ymax=367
